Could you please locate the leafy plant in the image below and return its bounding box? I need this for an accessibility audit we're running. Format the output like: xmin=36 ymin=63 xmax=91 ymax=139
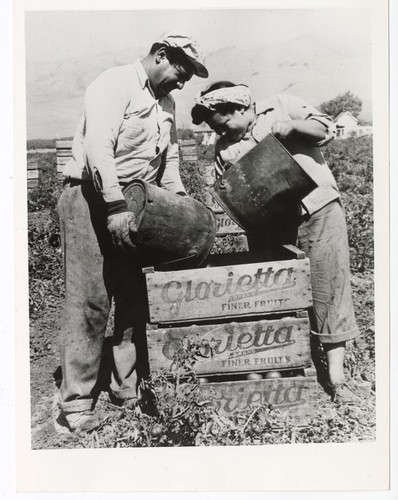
xmin=319 ymin=90 xmax=362 ymax=119
xmin=28 ymin=135 xmax=375 ymax=449
xmin=323 ymin=136 xmax=374 ymax=272
xmin=180 ymin=159 xmax=207 ymax=203
xmin=28 ymin=154 xmax=64 ymax=318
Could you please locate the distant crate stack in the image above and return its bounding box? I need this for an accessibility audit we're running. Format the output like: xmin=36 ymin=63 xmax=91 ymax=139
xmin=55 ymin=140 xmax=73 ymax=178
xmin=27 ymin=157 xmax=41 ymax=190
xmin=144 ymin=163 xmax=318 ymax=422
xmin=179 ymin=139 xmax=198 ymax=163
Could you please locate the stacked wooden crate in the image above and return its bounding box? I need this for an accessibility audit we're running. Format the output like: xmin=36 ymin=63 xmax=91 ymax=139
xmin=27 ymin=157 xmax=42 ymax=190
xmin=144 ymin=164 xmax=317 ymax=422
xmin=144 ymin=249 xmax=316 ymax=421
xmin=179 ymin=139 xmax=198 ymax=163
xmin=55 ymin=140 xmax=73 ymax=178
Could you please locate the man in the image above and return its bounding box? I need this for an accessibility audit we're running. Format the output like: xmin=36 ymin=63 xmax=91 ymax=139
xmin=57 ymin=32 xmax=208 ymax=432
xmin=191 ymin=82 xmax=359 ymax=403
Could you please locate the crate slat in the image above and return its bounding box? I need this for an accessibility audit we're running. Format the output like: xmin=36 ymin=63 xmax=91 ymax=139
xmin=56 ymin=157 xmax=71 ymax=164
xmin=180 ymin=139 xmax=196 ymax=146
xmin=147 ymin=314 xmax=311 ymax=375
xmin=27 ymin=159 xmax=39 ymax=170
xmin=55 ymin=140 xmax=73 ymax=149
xmin=198 ymin=376 xmax=318 ymax=419
xmin=27 ymin=179 xmax=39 ymax=189
xmin=145 ymin=257 xmax=312 ymax=324
xmin=26 ymin=169 xmax=40 ymax=179
xmin=56 ymin=151 xmax=73 ymax=157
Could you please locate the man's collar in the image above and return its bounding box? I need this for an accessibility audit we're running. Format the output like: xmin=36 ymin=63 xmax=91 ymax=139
xmin=135 ymin=59 xmax=150 ymax=90
xmin=136 ymin=59 xmax=160 ymax=99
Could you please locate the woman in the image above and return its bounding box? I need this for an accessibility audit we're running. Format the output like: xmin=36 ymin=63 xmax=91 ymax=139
xmin=192 ymin=81 xmax=359 ymax=403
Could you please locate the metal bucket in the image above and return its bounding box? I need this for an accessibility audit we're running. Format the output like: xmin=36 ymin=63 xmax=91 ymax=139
xmin=123 ymin=180 xmax=216 ymax=267
xmin=210 ymin=134 xmax=317 ymax=233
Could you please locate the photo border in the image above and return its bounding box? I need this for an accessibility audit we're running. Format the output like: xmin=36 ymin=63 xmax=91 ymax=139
xmin=13 ymin=0 xmax=390 ymax=493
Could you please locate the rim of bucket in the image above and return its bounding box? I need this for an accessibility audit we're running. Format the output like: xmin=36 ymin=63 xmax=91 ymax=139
xmin=152 ymin=254 xmax=203 ymax=272
xmin=122 ymin=179 xmax=148 ymax=229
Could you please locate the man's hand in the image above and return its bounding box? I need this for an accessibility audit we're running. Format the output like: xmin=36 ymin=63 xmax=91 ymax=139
xmin=106 ymin=211 xmax=138 ymax=253
xmin=271 ymin=120 xmax=296 ymax=140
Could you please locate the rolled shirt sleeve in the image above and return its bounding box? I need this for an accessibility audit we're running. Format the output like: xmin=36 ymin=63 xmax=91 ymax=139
xmin=282 ymin=94 xmax=336 ymax=147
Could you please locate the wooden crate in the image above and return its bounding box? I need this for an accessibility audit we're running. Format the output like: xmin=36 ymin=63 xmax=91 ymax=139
xmin=56 ymin=140 xmax=73 ymax=175
xmin=27 ymin=179 xmax=40 ymax=190
xmin=145 ymin=240 xmax=316 ymax=422
xmin=180 ymin=140 xmax=198 ymax=162
xmin=215 ymin=212 xmax=245 ymax=235
xmin=147 ymin=313 xmax=311 ymax=376
xmin=27 ymin=158 xmax=41 ymax=190
xmin=56 ymin=157 xmax=70 ymax=175
xmin=197 ymin=375 xmax=318 ymax=420
xmin=56 ymin=139 xmax=73 ymax=149
xmin=27 ymin=168 xmax=40 ymax=179
xmin=182 ymin=154 xmax=198 ymax=162
xmin=144 ymin=252 xmax=312 ymax=324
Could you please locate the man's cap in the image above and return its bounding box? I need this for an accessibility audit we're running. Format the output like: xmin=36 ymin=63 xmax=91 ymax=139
xmin=157 ymin=32 xmax=209 ymax=78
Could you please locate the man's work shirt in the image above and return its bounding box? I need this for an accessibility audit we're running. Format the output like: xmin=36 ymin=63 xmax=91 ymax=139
xmin=215 ymin=94 xmax=339 ymax=216
xmin=63 ymin=59 xmax=185 ymax=203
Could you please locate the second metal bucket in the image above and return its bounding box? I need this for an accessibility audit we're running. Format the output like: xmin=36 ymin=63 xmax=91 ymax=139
xmin=123 ymin=180 xmax=216 ymax=268
xmin=210 ymin=134 xmax=317 ymax=233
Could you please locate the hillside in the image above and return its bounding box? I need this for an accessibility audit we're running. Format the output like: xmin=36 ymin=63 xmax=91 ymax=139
xmin=26 ymin=34 xmax=372 ymax=139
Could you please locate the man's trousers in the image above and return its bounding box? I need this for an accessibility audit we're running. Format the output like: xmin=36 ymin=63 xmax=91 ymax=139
xmin=57 ymin=180 xmax=148 ymax=413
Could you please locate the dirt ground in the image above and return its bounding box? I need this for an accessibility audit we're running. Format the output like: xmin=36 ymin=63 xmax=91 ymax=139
xmin=29 ymin=271 xmax=376 ymax=449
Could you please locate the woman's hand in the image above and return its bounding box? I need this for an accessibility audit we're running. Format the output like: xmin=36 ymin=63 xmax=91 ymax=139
xmin=271 ymin=119 xmax=327 ymax=143
xmin=271 ymin=120 xmax=296 ymax=140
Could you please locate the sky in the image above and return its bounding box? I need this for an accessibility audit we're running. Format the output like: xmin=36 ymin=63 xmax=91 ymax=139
xmin=24 ymin=8 xmax=373 ymax=138
xmin=25 ymin=9 xmax=371 ymax=63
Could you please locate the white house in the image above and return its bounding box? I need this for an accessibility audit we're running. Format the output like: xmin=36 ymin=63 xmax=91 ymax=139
xmin=334 ymin=111 xmax=373 ymax=139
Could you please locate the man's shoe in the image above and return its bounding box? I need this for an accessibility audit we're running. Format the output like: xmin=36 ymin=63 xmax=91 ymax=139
xmin=61 ymin=410 xmax=101 ymax=432
xmin=330 ymin=383 xmax=359 ymax=405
